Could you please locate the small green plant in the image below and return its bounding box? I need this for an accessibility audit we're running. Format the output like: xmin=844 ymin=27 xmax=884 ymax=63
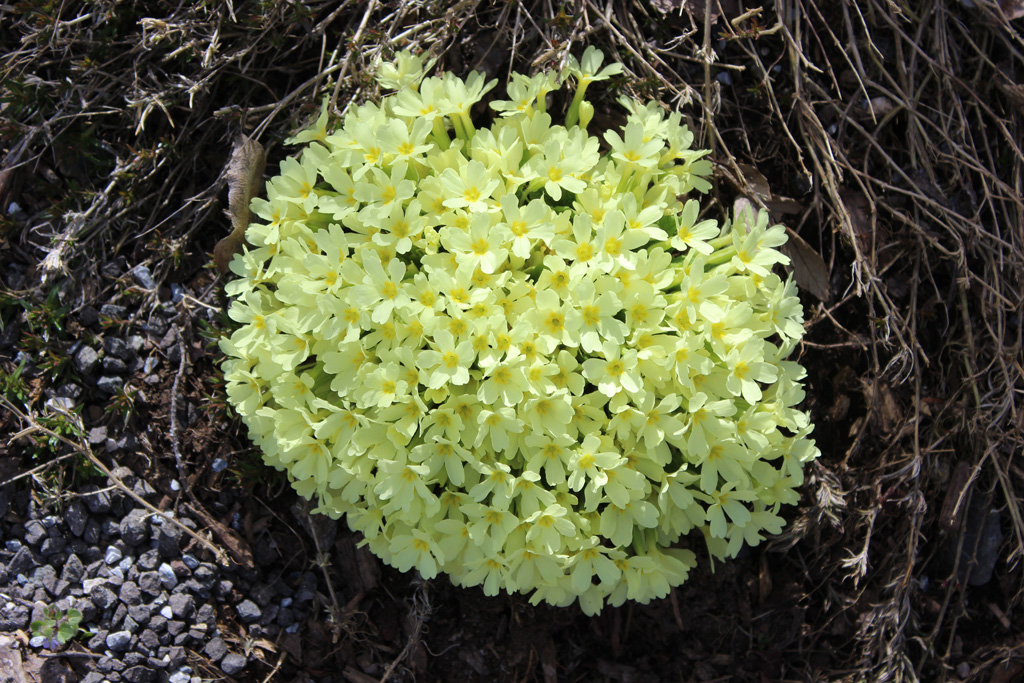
xmin=104 ymin=386 xmax=139 ymax=424
xmin=31 ymin=605 xmax=82 ymax=650
xmin=0 ymin=361 xmax=30 ymax=404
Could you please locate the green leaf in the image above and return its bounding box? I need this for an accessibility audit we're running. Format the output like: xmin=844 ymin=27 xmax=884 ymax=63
xmin=57 ymin=621 xmax=77 ymax=644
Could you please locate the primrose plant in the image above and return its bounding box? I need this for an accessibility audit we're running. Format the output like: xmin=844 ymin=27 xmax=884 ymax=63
xmin=220 ymin=48 xmax=820 ymax=614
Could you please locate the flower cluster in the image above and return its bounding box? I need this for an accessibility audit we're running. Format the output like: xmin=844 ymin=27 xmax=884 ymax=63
xmin=221 ymin=47 xmax=820 ymax=614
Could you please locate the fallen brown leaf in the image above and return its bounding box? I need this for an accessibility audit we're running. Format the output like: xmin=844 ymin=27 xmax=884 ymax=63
xmin=736 ymin=162 xmax=772 ymax=202
xmin=781 ymin=228 xmax=831 ymax=301
xmin=215 ymin=136 xmax=266 ymax=273
xmin=1000 ymin=0 xmax=1024 ymax=20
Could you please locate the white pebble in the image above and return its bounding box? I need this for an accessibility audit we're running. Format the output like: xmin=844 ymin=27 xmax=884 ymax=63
xmin=158 ymin=563 xmax=178 ymax=589
xmin=104 ymin=547 xmax=123 ymax=565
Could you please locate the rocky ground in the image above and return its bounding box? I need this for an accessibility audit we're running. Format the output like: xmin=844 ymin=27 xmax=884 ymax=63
xmin=0 ymin=261 xmax=331 ymax=682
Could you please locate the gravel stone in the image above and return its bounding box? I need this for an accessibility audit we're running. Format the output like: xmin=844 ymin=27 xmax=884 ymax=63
xmin=203 ymin=637 xmax=228 ymax=662
xmin=0 ymin=602 xmax=30 ymax=630
xmin=131 ymin=265 xmax=157 ymax=291
xmin=105 ymin=546 xmax=123 ymax=565
xmin=83 ymin=577 xmax=107 ymax=592
xmin=138 ymin=549 xmax=161 ymax=570
xmin=78 ymin=306 xmax=100 ymax=327
xmin=60 ymin=557 xmax=84 ymax=581
xmin=166 ymin=646 xmax=186 ymax=668
xmin=87 ymin=630 xmax=108 ymax=651
xmin=123 ymin=614 xmax=141 ymax=633
xmin=127 ymin=335 xmax=145 ymax=354
xmin=104 ymin=337 xmax=129 ymax=359
xmin=129 ymin=604 xmax=151 ymax=624
xmin=90 ymin=584 xmax=118 ymax=610
xmin=55 ymin=382 xmax=83 ymax=400
xmin=40 ymin=537 xmax=66 ymax=556
xmin=143 ymin=315 xmax=168 ymax=337
xmin=138 ymin=571 xmax=161 ymax=595
xmin=123 ymin=665 xmax=156 ymax=683
xmin=81 ymin=673 xmax=105 ymax=683
xmin=74 ymin=345 xmax=100 ymax=374
xmin=168 ymin=672 xmax=190 ymax=683
xmin=108 ymin=466 xmax=137 ymax=489
xmin=220 ymin=653 xmax=247 ymax=676
xmin=8 ymin=547 xmax=35 ymax=575
xmin=82 ymin=485 xmax=112 ymax=514
xmin=168 ymin=593 xmax=194 ymax=619
xmin=95 ymin=655 xmax=116 ymax=672
xmin=195 ymin=603 xmax=216 ymax=627
xmin=112 ymin=602 xmax=128 ymax=627
xmin=96 ymin=375 xmax=124 ymax=393
xmin=156 ymin=525 xmax=182 ymax=557
xmin=33 ymin=565 xmax=57 ymax=595
xmin=139 ymin=629 xmax=160 ymax=650
xmin=107 ymin=630 xmax=132 ymax=652
xmin=64 ymin=501 xmax=88 ymax=537
xmin=99 ymin=303 xmax=126 ymax=318
xmin=23 ymin=520 xmax=46 ymax=546
xmin=102 ymin=356 xmax=128 ymax=373
xmin=192 ymin=564 xmax=216 ymax=589
xmin=83 ymin=518 xmax=101 ymax=545
xmin=119 ymin=581 xmax=142 ymax=606
xmin=87 ymin=426 xmax=108 ymax=445
xmin=235 ymin=599 xmax=261 ymax=623
xmin=120 ymin=509 xmax=150 ymax=546
xmin=166 ymin=620 xmax=186 ymax=636
xmin=102 ymin=519 xmax=121 ymax=537
xmin=131 ymin=478 xmax=156 ymax=501
xmin=158 ymin=563 xmax=178 ymax=589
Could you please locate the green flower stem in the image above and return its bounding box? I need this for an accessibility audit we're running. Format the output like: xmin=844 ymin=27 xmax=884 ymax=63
xmin=565 ymin=81 xmax=590 ymax=128
xmin=708 ymin=233 xmax=734 ymax=251
xmin=459 ymin=112 xmax=476 ymax=140
xmin=706 ymin=245 xmax=737 ymax=268
xmin=450 ymin=113 xmax=467 ymax=142
xmin=431 ymin=117 xmax=450 ymax=151
xmin=632 ymin=526 xmax=649 ymax=555
xmin=525 ymin=177 xmax=547 ymax=196
xmin=615 ymin=164 xmax=636 ymax=195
